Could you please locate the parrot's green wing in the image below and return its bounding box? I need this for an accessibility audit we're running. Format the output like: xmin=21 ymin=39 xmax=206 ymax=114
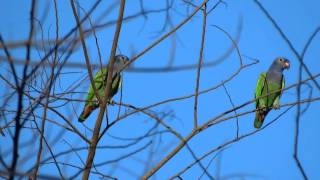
xmin=79 ymin=54 xmax=129 ymax=122
xmin=85 ymin=67 xmax=108 ymax=106
xmin=255 ymin=72 xmax=267 ymax=105
xmin=79 ymin=68 xmax=108 ymax=122
xmin=254 ymin=73 xmax=283 ymax=128
xmin=254 ymin=72 xmax=267 ymax=128
xmin=79 ymin=68 xmax=123 ymax=122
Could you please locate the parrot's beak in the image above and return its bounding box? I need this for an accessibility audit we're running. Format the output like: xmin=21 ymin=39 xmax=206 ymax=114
xmin=284 ymin=60 xmax=290 ymax=69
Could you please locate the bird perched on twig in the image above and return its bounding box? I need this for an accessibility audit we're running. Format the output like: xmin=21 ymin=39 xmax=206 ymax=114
xmin=254 ymin=57 xmax=290 ymax=128
xmin=78 ymin=55 xmax=129 ymax=122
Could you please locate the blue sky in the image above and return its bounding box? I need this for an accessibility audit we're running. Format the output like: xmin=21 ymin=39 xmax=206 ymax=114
xmin=0 ymin=0 xmax=319 ymax=179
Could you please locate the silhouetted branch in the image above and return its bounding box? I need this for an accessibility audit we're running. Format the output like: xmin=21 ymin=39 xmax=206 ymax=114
xmin=1 ymin=1 xmax=318 ymax=179
xmin=222 ymin=83 xmax=239 ymax=138
xmin=171 ymin=105 xmax=294 ymax=178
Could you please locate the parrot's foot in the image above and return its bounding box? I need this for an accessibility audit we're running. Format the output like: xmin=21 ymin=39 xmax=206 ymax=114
xmin=108 ymin=99 xmax=115 ymax=106
xmin=0 ymin=130 xmax=5 ymax=137
xmin=273 ymin=103 xmax=280 ymax=110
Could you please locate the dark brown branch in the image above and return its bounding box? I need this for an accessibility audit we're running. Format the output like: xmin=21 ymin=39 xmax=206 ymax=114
xmin=70 ymin=0 xmax=102 ymax=105
xmin=81 ymin=0 xmax=126 ymax=179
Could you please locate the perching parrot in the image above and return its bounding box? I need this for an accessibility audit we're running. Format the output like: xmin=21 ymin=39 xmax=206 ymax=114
xmin=78 ymin=55 xmax=129 ymax=122
xmin=254 ymin=57 xmax=290 ymax=128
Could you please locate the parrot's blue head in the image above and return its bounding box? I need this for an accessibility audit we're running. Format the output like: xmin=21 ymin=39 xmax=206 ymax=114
xmin=113 ymin=54 xmax=129 ymax=73
xmin=270 ymin=57 xmax=290 ymax=72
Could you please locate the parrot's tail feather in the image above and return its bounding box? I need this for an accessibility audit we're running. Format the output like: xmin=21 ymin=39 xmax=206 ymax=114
xmin=78 ymin=106 xmax=94 ymax=122
xmin=78 ymin=115 xmax=86 ymax=122
xmin=254 ymin=111 xmax=265 ymax=129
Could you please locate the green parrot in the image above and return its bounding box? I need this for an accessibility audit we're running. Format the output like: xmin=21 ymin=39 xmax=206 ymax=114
xmin=78 ymin=55 xmax=129 ymax=122
xmin=254 ymin=57 xmax=290 ymax=128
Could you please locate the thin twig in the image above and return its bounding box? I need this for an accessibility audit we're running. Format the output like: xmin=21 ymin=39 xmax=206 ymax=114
xmin=120 ymin=0 xmax=210 ymax=74
xmin=70 ymin=0 xmax=102 ymax=105
xmin=193 ymin=3 xmax=207 ymax=129
xmin=222 ymin=83 xmax=239 ymax=138
xmin=293 ymin=58 xmax=308 ymax=180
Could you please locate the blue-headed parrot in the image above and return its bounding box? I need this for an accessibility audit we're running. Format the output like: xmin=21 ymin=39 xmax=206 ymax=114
xmin=254 ymin=57 xmax=290 ymax=128
xmin=79 ymin=55 xmax=129 ymax=122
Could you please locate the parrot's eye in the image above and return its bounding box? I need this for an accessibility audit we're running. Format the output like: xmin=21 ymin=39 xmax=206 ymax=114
xmin=279 ymin=58 xmax=283 ymax=62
